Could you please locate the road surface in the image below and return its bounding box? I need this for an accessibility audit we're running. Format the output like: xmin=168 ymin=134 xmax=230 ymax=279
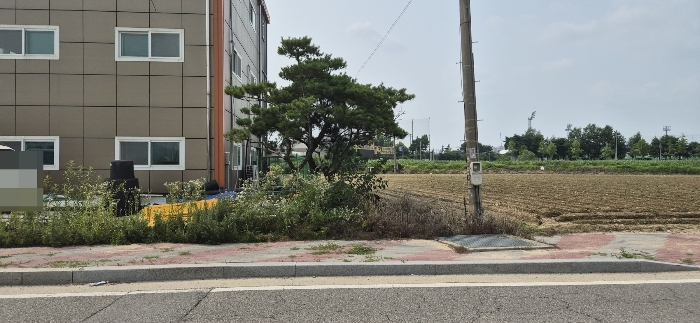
xmin=2 ymin=273 xmax=699 ymax=322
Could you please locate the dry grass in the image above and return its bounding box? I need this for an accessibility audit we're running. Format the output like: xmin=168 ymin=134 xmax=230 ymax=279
xmin=361 ymin=192 xmax=532 ymax=239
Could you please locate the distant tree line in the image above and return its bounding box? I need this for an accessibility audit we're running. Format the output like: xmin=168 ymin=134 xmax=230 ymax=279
xmin=377 ymin=124 xmax=700 ymax=161
xmin=503 ymin=124 xmax=700 ymax=161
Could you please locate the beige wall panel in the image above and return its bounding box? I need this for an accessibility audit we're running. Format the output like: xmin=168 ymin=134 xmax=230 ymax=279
xmin=182 ymin=76 xmax=206 ymax=108
xmin=0 ymin=1 xmax=14 ymax=9
xmin=50 ymin=43 xmax=83 ymax=74
xmin=117 ymin=0 xmax=150 ymax=13
xmin=185 ymin=138 xmax=207 ymax=169
xmin=133 ymin=170 xmax=150 ymax=192
xmin=117 ymin=75 xmax=149 ymax=107
xmin=59 ymin=137 xmax=83 ymax=169
xmin=84 ymin=75 xmax=117 ymax=106
xmin=117 ymin=61 xmax=150 ymax=76
xmin=150 ymin=62 xmax=182 ymax=76
xmin=50 ymin=10 xmax=82 ymax=42
xmin=0 ymin=60 xmax=14 ymax=73
xmin=0 ymin=8 xmax=14 ymax=24
xmin=151 ymin=0 xmax=181 ymax=14
xmin=150 ymin=12 xmax=181 ymax=29
xmin=0 ymin=74 xmax=14 ymax=105
xmin=84 ymin=43 xmax=116 ymax=75
xmin=92 ymin=170 xmax=110 ymax=183
xmin=116 ymin=106 xmax=149 ymax=136
xmin=16 ymin=106 xmax=49 ymax=136
xmin=149 ymin=170 xmax=183 ymax=194
xmin=16 ymin=74 xmax=49 ymax=106
xmin=183 ymin=45 xmax=206 ymax=77
xmin=84 ymin=107 xmax=116 ymax=138
xmin=83 ymin=138 xmax=114 ymax=170
xmin=50 ymin=0 xmax=83 ymax=10
xmin=50 ymin=74 xmax=84 ymax=107
xmin=183 ymin=170 xmax=208 ymax=183
xmin=150 ymin=76 xmax=182 ymax=108
xmin=182 ymin=108 xmax=206 ymax=138
xmin=46 ymin=170 xmax=63 ymax=185
xmin=84 ymin=0 xmax=116 ymax=12
xmin=182 ymin=2 xmax=206 ymax=15
xmin=83 ymin=11 xmax=116 ymax=43
xmin=117 ymin=12 xmax=148 ymax=28
xmin=16 ymin=9 xmax=49 ymax=25
xmin=49 ymin=106 xmax=83 ymax=137
xmin=0 ymin=106 xmax=14 ymax=135
xmin=16 ymin=60 xmax=48 ymax=74
xmin=182 ymin=14 xmax=206 ymax=46
xmin=16 ymin=0 xmax=49 ymax=9
xmin=150 ymin=107 xmax=182 ymax=137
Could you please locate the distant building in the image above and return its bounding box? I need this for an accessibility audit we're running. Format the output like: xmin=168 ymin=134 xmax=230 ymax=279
xmin=0 ymin=0 xmax=270 ymax=193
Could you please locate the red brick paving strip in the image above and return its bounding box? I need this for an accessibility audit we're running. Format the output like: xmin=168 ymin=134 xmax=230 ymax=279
xmin=655 ymin=234 xmax=700 ymax=265
xmin=522 ymin=234 xmax=616 ymax=260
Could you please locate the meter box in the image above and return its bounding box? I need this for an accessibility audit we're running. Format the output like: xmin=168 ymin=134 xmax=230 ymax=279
xmin=469 ymin=161 xmax=482 ymax=186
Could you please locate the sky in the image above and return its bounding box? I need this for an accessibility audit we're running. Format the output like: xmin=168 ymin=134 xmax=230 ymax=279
xmin=264 ymin=0 xmax=700 ymax=150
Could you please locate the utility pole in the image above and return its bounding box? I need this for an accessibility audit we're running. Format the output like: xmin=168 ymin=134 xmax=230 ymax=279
xmin=663 ymin=126 xmax=671 ymax=136
xmin=411 ymin=119 xmax=414 ymax=159
xmin=460 ymin=0 xmax=482 ymax=218
xmin=614 ymin=131 xmax=618 ymax=160
xmin=393 ymin=135 xmax=397 ymax=172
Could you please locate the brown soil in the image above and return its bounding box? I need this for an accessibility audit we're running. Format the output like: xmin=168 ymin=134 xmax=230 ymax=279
xmin=381 ymin=174 xmax=700 ymax=234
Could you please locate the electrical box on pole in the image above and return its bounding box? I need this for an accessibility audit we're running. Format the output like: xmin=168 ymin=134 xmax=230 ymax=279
xmin=459 ymin=0 xmax=483 ymax=217
xmin=469 ymin=161 xmax=482 ymax=186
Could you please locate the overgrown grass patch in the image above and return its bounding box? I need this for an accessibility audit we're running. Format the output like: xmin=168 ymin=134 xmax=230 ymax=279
xmin=1 ymin=160 xmax=539 ymax=248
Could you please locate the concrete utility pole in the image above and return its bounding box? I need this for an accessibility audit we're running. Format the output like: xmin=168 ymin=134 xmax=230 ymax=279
xmin=460 ymin=0 xmax=482 ymax=217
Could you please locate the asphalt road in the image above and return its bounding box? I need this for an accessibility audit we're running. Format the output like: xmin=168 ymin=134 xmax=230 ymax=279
xmin=2 ymin=277 xmax=699 ymax=322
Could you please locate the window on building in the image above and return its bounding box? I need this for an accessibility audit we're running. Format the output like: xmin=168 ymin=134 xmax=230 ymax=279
xmin=115 ymin=28 xmax=184 ymax=62
xmin=249 ymin=1 xmax=257 ymax=32
xmin=232 ymin=143 xmax=242 ymax=170
xmin=233 ymin=49 xmax=242 ymax=79
xmin=0 ymin=136 xmax=59 ymax=170
xmin=0 ymin=25 xmax=59 ymax=59
xmin=115 ymin=137 xmax=185 ymax=170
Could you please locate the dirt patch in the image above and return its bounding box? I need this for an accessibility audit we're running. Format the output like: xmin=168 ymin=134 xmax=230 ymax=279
xmin=381 ymin=174 xmax=700 ymax=234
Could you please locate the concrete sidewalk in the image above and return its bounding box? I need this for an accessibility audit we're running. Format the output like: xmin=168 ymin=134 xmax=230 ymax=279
xmin=1 ymin=233 xmax=699 ymax=286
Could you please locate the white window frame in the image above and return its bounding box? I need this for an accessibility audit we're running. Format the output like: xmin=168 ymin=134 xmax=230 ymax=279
xmin=0 ymin=25 xmax=60 ymax=60
xmin=232 ymin=143 xmax=243 ymax=170
xmin=232 ymin=49 xmax=242 ymax=80
xmin=114 ymin=27 xmax=184 ymax=62
xmin=0 ymin=136 xmax=60 ymax=170
xmin=249 ymin=0 xmax=257 ymax=32
xmin=115 ymin=137 xmax=185 ymax=171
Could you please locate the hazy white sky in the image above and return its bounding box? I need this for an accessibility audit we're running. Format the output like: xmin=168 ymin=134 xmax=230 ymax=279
xmin=265 ymin=0 xmax=700 ymax=149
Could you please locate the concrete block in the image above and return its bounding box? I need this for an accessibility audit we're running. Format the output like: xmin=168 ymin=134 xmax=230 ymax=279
xmin=22 ymin=269 xmax=72 ymax=286
xmin=0 ymin=271 xmax=22 ymax=286
xmin=295 ymin=263 xmax=436 ymax=277
xmin=72 ymin=265 xmax=224 ymax=284
xmin=224 ymin=264 xmax=295 ymax=278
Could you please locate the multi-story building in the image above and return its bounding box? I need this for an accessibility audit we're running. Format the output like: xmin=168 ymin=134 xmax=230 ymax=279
xmin=0 ymin=0 xmax=269 ymax=193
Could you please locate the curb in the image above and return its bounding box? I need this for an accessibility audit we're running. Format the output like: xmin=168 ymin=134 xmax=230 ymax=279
xmin=1 ymin=260 xmax=698 ymax=286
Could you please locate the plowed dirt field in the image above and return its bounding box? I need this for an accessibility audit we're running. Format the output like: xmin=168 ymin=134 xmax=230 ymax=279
xmin=381 ymin=174 xmax=700 ymax=233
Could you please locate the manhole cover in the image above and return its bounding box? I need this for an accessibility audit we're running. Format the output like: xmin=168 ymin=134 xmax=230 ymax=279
xmin=438 ymin=234 xmax=553 ymax=251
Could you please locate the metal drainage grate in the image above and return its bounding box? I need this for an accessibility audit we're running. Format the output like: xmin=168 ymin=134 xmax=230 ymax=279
xmin=439 ymin=234 xmax=551 ymax=250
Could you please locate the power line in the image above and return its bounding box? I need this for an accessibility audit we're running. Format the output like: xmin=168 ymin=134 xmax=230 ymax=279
xmin=354 ymin=0 xmax=413 ymax=77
